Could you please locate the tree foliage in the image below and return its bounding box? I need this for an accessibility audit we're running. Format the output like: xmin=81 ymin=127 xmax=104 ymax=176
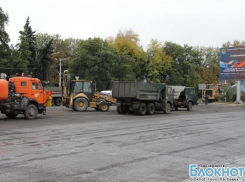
xmin=36 ymin=33 xmax=82 ymax=85
xmin=146 ymin=39 xmax=172 ymax=82
xmin=70 ymin=38 xmax=119 ymax=90
xmin=164 ymin=42 xmax=202 ymax=86
xmin=0 ymin=7 xmax=10 ymax=73
xmin=222 ymin=40 xmax=245 ymax=48
xmin=0 ymin=7 xmax=9 ymax=47
xmin=197 ymin=46 xmax=219 ymax=84
xmin=35 ymin=39 xmax=53 ymax=80
xmin=17 ymin=18 xmax=53 ymax=80
xmin=6 ymin=45 xmax=29 ymax=76
xmin=108 ymin=29 xmax=144 ymax=80
xmin=18 ymin=17 xmax=37 ymax=71
xmin=1 ymin=8 xmax=244 ymax=89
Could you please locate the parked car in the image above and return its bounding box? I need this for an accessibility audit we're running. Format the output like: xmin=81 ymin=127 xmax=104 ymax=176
xmin=100 ymin=90 xmax=112 ymax=96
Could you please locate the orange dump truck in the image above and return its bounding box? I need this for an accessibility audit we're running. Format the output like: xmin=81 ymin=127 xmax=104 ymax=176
xmin=0 ymin=77 xmax=52 ymax=119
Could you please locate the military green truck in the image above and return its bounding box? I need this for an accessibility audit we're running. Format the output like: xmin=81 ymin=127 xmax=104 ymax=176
xmin=112 ymin=81 xmax=174 ymax=116
xmin=171 ymin=86 xmax=198 ymax=111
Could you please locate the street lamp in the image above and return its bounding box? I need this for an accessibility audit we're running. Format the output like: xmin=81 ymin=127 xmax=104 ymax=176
xmin=59 ymin=58 xmax=62 ymax=87
xmin=58 ymin=57 xmax=69 ymax=87
xmin=52 ymin=52 xmax=67 ymax=88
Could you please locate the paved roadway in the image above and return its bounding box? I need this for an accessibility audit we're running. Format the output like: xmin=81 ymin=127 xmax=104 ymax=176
xmin=0 ymin=104 xmax=245 ymax=182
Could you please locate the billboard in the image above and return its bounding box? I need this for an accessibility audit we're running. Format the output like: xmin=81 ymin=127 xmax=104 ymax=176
xmin=220 ymin=46 xmax=245 ymax=80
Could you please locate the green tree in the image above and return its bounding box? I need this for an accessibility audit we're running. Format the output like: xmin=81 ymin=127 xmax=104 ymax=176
xmin=146 ymin=39 xmax=172 ymax=82
xmin=108 ymin=29 xmax=144 ymax=80
xmin=17 ymin=30 xmax=31 ymax=67
xmin=36 ymin=33 xmax=82 ymax=84
xmin=0 ymin=7 xmax=9 ymax=48
xmin=36 ymin=33 xmax=53 ymax=47
xmin=222 ymin=40 xmax=245 ymax=48
xmin=35 ymin=39 xmax=53 ymax=80
xmin=70 ymin=38 xmax=119 ymax=90
xmin=37 ymin=33 xmax=61 ymax=84
xmin=37 ymin=33 xmax=83 ymax=84
xmin=0 ymin=7 xmax=28 ymax=76
xmin=163 ymin=42 xmax=202 ymax=87
xmin=6 ymin=45 xmax=28 ymax=76
xmin=0 ymin=7 xmax=10 ymax=73
xmin=18 ymin=17 xmax=37 ymax=72
xmin=197 ymin=46 xmax=219 ymax=84
xmin=17 ymin=20 xmax=54 ymax=80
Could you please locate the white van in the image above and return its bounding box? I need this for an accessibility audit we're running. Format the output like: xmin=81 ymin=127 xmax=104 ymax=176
xmin=100 ymin=90 xmax=112 ymax=96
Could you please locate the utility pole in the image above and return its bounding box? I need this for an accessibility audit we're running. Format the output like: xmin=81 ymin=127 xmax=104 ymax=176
xmin=59 ymin=58 xmax=62 ymax=87
xmin=235 ymin=80 xmax=242 ymax=104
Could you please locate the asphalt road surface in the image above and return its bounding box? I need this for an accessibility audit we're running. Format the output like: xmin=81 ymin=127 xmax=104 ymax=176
xmin=0 ymin=104 xmax=245 ymax=182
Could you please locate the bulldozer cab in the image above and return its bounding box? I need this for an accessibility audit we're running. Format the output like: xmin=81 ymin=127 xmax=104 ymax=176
xmin=70 ymin=80 xmax=93 ymax=101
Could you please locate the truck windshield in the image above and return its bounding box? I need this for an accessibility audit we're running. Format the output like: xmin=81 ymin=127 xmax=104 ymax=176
xmin=74 ymin=82 xmax=82 ymax=93
xmin=73 ymin=82 xmax=92 ymax=95
xmin=83 ymin=82 xmax=92 ymax=92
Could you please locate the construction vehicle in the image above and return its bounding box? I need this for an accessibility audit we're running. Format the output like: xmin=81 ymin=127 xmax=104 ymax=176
xmin=112 ymin=81 xmax=174 ymax=116
xmin=62 ymin=70 xmax=116 ymax=112
xmin=171 ymin=86 xmax=198 ymax=111
xmin=0 ymin=76 xmax=53 ymax=119
xmin=203 ymin=84 xmax=220 ymax=102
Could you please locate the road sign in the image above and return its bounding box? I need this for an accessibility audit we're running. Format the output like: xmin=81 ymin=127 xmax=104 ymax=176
xmin=199 ymin=84 xmax=206 ymax=100
xmin=75 ymin=76 xmax=79 ymax=80
xmin=198 ymin=84 xmax=206 ymax=90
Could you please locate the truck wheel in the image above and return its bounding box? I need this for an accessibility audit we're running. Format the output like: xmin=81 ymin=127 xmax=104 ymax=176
xmin=116 ymin=106 xmax=126 ymax=114
xmin=187 ymin=101 xmax=192 ymax=111
xmin=74 ymin=98 xmax=88 ymax=112
xmin=55 ymin=98 xmax=62 ymax=106
xmin=24 ymin=104 xmax=38 ymax=119
xmin=138 ymin=103 xmax=147 ymax=116
xmin=117 ymin=106 xmax=122 ymax=114
xmin=5 ymin=113 xmax=18 ymax=119
xmin=146 ymin=103 xmax=155 ymax=115
xmin=174 ymin=105 xmax=178 ymax=111
xmin=164 ymin=103 xmax=171 ymax=114
xmin=99 ymin=102 xmax=109 ymax=112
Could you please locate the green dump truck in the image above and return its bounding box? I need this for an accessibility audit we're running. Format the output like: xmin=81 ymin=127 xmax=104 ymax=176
xmin=112 ymin=81 xmax=174 ymax=116
xmin=171 ymin=86 xmax=198 ymax=111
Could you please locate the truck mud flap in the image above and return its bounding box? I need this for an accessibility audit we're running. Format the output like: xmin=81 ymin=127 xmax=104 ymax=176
xmin=20 ymin=97 xmax=29 ymax=110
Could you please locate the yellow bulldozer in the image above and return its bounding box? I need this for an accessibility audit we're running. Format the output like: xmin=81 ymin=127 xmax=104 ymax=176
xmin=62 ymin=70 xmax=116 ymax=112
xmin=203 ymin=84 xmax=221 ymax=102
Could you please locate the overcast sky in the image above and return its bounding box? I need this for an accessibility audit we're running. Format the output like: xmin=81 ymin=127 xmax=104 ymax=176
xmin=1 ymin=0 xmax=245 ymax=49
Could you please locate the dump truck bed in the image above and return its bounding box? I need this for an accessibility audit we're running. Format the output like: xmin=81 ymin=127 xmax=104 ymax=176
xmin=112 ymin=81 xmax=165 ymax=101
xmin=45 ymin=87 xmax=62 ymax=97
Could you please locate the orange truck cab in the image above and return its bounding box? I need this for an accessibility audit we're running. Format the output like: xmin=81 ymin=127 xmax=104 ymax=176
xmin=0 ymin=77 xmax=52 ymax=119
